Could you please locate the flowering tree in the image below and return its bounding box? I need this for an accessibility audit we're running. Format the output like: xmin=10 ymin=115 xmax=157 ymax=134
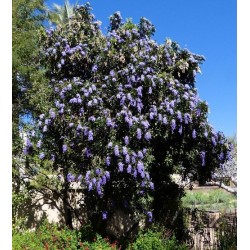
xmin=24 ymin=4 xmax=233 ymax=233
xmin=210 ymin=137 xmax=237 ymax=194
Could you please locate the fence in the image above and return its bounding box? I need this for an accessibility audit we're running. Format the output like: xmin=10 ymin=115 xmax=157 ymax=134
xmin=186 ymin=208 xmax=237 ymax=250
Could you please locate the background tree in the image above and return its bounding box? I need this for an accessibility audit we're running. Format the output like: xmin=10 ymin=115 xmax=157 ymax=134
xmin=23 ymin=3 xmax=233 ymax=240
xmin=210 ymin=135 xmax=237 ymax=194
xmin=12 ymin=0 xmax=54 ymax=227
xmin=46 ymin=0 xmax=79 ymax=27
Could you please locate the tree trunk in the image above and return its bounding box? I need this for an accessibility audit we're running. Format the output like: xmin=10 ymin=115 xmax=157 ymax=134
xmin=206 ymin=181 xmax=237 ymax=195
xmin=62 ymin=189 xmax=73 ymax=229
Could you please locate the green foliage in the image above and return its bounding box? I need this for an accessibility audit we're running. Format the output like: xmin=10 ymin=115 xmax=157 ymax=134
xmin=182 ymin=189 xmax=236 ymax=212
xmin=13 ymin=221 xmax=190 ymax=250
xmin=216 ymin=214 xmax=237 ymax=250
xmin=12 ymin=0 xmax=47 ymax=117
xmin=12 ymin=220 xmax=117 ymax=250
xmin=46 ymin=0 xmax=79 ymax=27
xmin=129 ymin=229 xmax=188 ymax=250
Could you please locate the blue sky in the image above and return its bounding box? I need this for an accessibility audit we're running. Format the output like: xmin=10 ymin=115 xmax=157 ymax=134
xmin=46 ymin=0 xmax=237 ymax=137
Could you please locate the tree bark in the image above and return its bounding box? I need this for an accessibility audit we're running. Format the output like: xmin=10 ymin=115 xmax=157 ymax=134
xmin=206 ymin=181 xmax=237 ymax=195
xmin=62 ymin=189 xmax=73 ymax=229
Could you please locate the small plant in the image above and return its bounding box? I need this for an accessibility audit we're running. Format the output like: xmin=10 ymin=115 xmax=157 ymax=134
xmin=12 ymin=220 xmax=119 ymax=250
xmin=217 ymin=213 xmax=237 ymax=250
xmin=129 ymin=229 xmax=188 ymax=250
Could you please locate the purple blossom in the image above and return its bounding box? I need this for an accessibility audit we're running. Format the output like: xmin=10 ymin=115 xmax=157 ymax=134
xmin=133 ymin=169 xmax=137 ymax=178
xmin=192 ymin=129 xmax=197 ymax=139
xmin=122 ymin=146 xmax=128 ymax=155
xmin=114 ymin=145 xmax=119 ymax=156
xmin=37 ymin=140 xmax=42 ymax=148
xmin=76 ymin=124 xmax=82 ymax=131
xmin=125 ymin=154 xmax=130 ymax=164
xmin=124 ymin=136 xmax=129 ymax=145
xmin=184 ymin=113 xmax=192 ymax=124
xmin=137 ymin=128 xmax=142 ymax=140
xmin=97 ymin=181 xmax=103 ymax=196
xmin=211 ymin=137 xmax=217 ymax=146
xmin=49 ymin=109 xmax=56 ymax=119
xmin=77 ymin=175 xmax=83 ymax=182
xmin=149 ymin=112 xmax=154 ymax=120
xmin=172 ymin=89 xmax=178 ymax=96
xmin=127 ymin=165 xmax=132 ymax=174
xmin=163 ymin=117 xmax=168 ymax=125
xmin=108 ymin=142 xmax=113 ymax=148
xmin=85 ymin=148 xmax=92 ymax=158
xmin=45 ymin=119 xmax=51 ymax=125
xmin=106 ymin=118 xmax=112 ymax=127
xmin=95 ymin=168 xmax=101 ymax=175
xmin=171 ymin=119 xmax=176 ymax=132
xmin=139 ymin=190 xmax=144 ymax=195
xmin=178 ymin=125 xmax=183 ymax=135
xmin=144 ymin=131 xmax=151 ymax=141
xmin=110 ymin=70 xmax=115 ymax=77
xmin=141 ymin=120 xmax=150 ymax=129
xmin=118 ymin=162 xmax=124 ymax=172
xmin=196 ymin=109 xmax=201 ymax=117
xmin=177 ymin=111 xmax=182 ymax=122
xmin=149 ymin=182 xmax=154 ymax=190
xmin=200 ymin=151 xmax=206 ymax=166
xmin=92 ymin=178 xmax=97 ymax=184
xmin=39 ymin=152 xmax=45 ymax=159
xmin=105 ymin=171 xmax=110 ymax=180
xmin=137 ymin=161 xmax=144 ymax=173
xmin=43 ymin=125 xmax=48 ymax=132
xmin=106 ymin=156 xmax=111 ymax=166
xmin=67 ymin=173 xmax=75 ymax=182
xmin=85 ymin=171 xmax=91 ymax=182
xmin=62 ymin=144 xmax=67 ymax=153
xmin=127 ymin=93 xmax=132 ymax=101
xmin=137 ymin=151 xmax=144 ymax=159
xmin=102 ymin=211 xmax=108 ymax=220
xmin=102 ymin=175 xmax=107 ymax=185
xmin=137 ymin=86 xmax=143 ymax=97
xmin=51 ymin=154 xmax=55 ymax=161
xmin=69 ymin=97 xmax=77 ymax=103
xmin=92 ymin=64 xmax=98 ymax=72
xmin=218 ymin=152 xmax=224 ymax=161
xmin=88 ymin=182 xmax=93 ymax=191
xmin=88 ymin=130 xmax=93 ymax=141
xmin=147 ymin=211 xmax=153 ymax=222
xmin=148 ymin=87 xmax=152 ymax=94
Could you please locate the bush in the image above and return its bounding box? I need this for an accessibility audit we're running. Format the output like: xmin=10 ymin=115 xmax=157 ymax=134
xmin=129 ymin=229 xmax=188 ymax=250
xmin=217 ymin=214 xmax=237 ymax=250
xmin=12 ymin=220 xmax=118 ymax=250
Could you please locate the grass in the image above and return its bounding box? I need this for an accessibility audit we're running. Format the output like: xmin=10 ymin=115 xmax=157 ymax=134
xmin=181 ymin=188 xmax=237 ymax=212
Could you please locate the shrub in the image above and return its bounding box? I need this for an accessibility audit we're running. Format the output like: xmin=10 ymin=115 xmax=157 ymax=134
xmin=129 ymin=229 xmax=188 ymax=250
xmin=12 ymin=220 xmax=118 ymax=250
xmin=24 ymin=2 xmax=234 ymax=236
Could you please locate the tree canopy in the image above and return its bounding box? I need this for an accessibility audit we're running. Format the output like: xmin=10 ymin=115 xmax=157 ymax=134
xmin=21 ymin=3 xmax=233 ymax=237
